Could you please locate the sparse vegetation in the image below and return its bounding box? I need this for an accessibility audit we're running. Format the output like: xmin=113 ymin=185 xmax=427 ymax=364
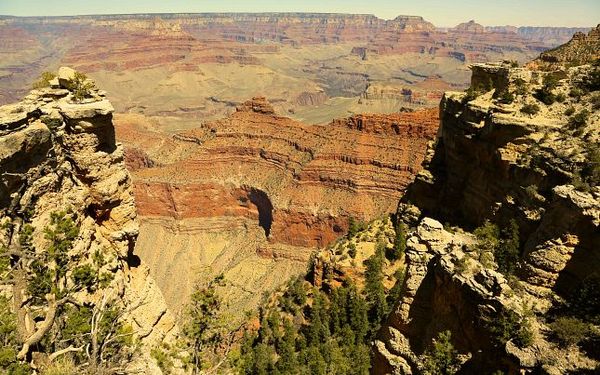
xmin=348 ymin=217 xmax=367 ymax=238
xmin=498 ymin=90 xmax=515 ymax=104
xmin=487 ymin=310 xmax=534 ymax=348
xmin=568 ymin=109 xmax=589 ymax=130
xmin=496 ymin=219 xmax=520 ymax=276
xmin=348 ymin=242 xmax=357 ymax=258
xmin=388 ymin=220 xmax=406 ymax=261
xmin=364 ymin=241 xmax=389 ymax=333
xmin=513 ymin=78 xmax=528 ymax=96
xmin=63 ymin=72 xmax=95 ymax=102
xmin=534 ymin=74 xmax=561 ymax=105
xmin=182 ymin=274 xmax=227 ymax=372
xmin=32 ymin=71 xmax=56 ymax=89
xmin=520 ymin=103 xmax=540 ymax=115
xmin=591 ymin=93 xmax=600 ymax=110
xmin=564 ymin=105 xmax=576 ymax=116
xmin=0 ymin=212 xmax=137 ymax=373
xmin=549 ymin=317 xmax=590 ymax=347
xmin=472 ymin=220 xmax=521 ymax=276
xmin=463 ymin=77 xmax=494 ymax=103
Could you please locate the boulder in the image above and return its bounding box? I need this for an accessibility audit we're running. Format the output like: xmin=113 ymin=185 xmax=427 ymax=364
xmin=57 ymin=66 xmax=77 ymax=88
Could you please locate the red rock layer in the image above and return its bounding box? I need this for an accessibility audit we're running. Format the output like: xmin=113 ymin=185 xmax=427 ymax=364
xmin=116 ymin=98 xmax=439 ymax=248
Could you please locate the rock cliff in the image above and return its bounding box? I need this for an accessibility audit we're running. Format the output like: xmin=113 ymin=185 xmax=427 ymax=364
xmin=114 ymin=97 xmax=439 ymax=320
xmin=375 ymin=58 xmax=599 ymax=373
xmin=0 ymin=68 xmax=176 ymax=373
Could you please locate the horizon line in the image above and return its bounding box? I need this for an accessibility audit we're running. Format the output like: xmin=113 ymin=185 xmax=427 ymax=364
xmin=0 ymin=12 xmax=595 ymax=29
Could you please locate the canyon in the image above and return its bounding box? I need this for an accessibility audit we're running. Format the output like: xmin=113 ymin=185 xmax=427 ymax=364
xmin=0 ymin=14 xmax=590 ymax=125
xmin=115 ymin=97 xmax=438 ymax=315
xmin=0 ymin=11 xmax=598 ymax=374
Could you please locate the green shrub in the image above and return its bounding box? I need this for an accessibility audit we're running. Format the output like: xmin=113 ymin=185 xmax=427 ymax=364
xmin=534 ymin=74 xmax=560 ymax=105
xmin=591 ymin=93 xmax=600 ymax=110
xmin=564 ymin=106 xmax=575 ymax=116
xmin=549 ymin=317 xmax=589 ymax=347
xmin=487 ymin=310 xmax=534 ymax=347
xmin=496 ymin=219 xmax=520 ymax=276
xmin=348 ymin=242 xmax=357 ymax=259
xmin=498 ymin=90 xmax=515 ymax=104
xmin=63 ymin=72 xmax=95 ymax=102
xmin=534 ymin=87 xmax=556 ymax=105
xmin=513 ymin=78 xmax=528 ymax=96
xmin=568 ymin=109 xmax=589 ymax=130
xmin=41 ymin=117 xmax=62 ymax=130
xmin=347 ymin=217 xmax=367 ymax=238
xmin=520 ymin=103 xmax=540 ymax=115
xmin=572 ymin=273 xmax=600 ymax=321
xmin=455 ymin=254 xmax=470 ymax=274
xmin=463 ymin=87 xmax=479 ymax=102
xmin=151 ymin=345 xmax=175 ymax=374
xmin=421 ymin=331 xmax=462 ymax=375
xmin=569 ymin=87 xmax=584 ymax=100
xmin=32 ymin=71 xmax=56 ymax=89
xmin=555 ymin=93 xmax=566 ymax=103
xmin=463 ymin=77 xmax=494 ymax=103
xmin=583 ymin=68 xmax=600 ymax=92
xmin=388 ymin=221 xmax=406 ymax=261
xmin=71 ymin=264 xmax=97 ymax=291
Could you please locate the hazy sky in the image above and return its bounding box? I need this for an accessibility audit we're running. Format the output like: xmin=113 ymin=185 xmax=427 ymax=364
xmin=0 ymin=0 xmax=598 ymax=27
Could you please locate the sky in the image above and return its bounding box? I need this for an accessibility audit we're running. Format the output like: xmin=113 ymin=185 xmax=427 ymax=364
xmin=0 ymin=0 xmax=598 ymax=27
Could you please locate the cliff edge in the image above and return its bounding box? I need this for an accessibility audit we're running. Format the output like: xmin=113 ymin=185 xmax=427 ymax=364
xmin=375 ymin=58 xmax=599 ymax=373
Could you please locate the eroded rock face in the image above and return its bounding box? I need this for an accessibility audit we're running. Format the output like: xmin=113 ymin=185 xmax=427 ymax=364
xmin=114 ymin=99 xmax=439 ymax=317
xmin=376 ymin=61 xmax=600 ymax=373
xmin=0 ymin=69 xmax=176 ymax=373
xmin=531 ymin=24 xmax=600 ymax=70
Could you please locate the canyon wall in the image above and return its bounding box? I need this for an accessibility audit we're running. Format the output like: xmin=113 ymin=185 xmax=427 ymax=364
xmin=375 ymin=55 xmax=599 ymax=373
xmin=114 ymin=97 xmax=439 ymax=317
xmin=0 ymin=14 xmax=589 ymax=124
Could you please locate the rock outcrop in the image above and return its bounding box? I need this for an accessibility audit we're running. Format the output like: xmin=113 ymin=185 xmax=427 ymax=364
xmin=531 ymin=24 xmax=600 ymax=70
xmin=114 ymin=98 xmax=439 ymax=319
xmin=375 ymin=58 xmax=599 ymax=373
xmin=0 ymin=68 xmax=176 ymax=373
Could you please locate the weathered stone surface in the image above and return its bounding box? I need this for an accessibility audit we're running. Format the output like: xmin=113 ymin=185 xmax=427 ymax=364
xmin=57 ymin=66 xmax=77 ymax=87
xmin=58 ymin=99 xmax=114 ymax=120
xmin=378 ymin=59 xmax=600 ymax=374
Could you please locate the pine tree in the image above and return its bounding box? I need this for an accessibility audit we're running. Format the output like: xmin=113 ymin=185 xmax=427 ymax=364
xmin=364 ymin=242 xmax=388 ymax=332
xmin=496 ymin=219 xmax=520 ymax=275
xmin=183 ymin=274 xmax=225 ymax=372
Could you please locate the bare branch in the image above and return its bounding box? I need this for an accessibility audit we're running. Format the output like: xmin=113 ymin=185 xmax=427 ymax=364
xmin=16 ymin=292 xmax=71 ymax=360
xmin=48 ymin=345 xmax=84 ymax=362
xmin=17 ymin=293 xmax=60 ymax=360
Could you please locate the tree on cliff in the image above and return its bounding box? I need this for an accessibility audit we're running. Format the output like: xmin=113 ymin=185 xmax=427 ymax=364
xmin=364 ymin=241 xmax=388 ymax=333
xmin=421 ymin=330 xmax=462 ymax=375
xmin=183 ymin=274 xmax=224 ymax=373
xmin=0 ymin=212 xmax=137 ymax=373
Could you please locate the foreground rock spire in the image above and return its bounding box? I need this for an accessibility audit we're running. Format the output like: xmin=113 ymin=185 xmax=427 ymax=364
xmin=0 ymin=67 xmax=176 ymax=373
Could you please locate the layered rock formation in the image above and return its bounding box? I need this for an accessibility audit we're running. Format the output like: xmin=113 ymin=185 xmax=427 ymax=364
xmin=0 ymin=13 xmax=589 ymax=124
xmin=374 ymin=59 xmax=600 ymax=373
xmin=0 ymin=68 xmax=175 ymax=373
xmin=115 ymin=97 xmax=438 ymax=318
xmin=531 ymin=24 xmax=600 ymax=70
